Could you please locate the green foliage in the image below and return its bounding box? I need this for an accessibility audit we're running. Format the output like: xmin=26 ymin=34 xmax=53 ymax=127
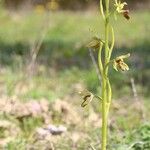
xmin=5 ymin=139 xmax=26 ymax=150
xmin=20 ymin=117 xmax=43 ymax=137
xmin=0 ymin=9 xmax=149 ymax=97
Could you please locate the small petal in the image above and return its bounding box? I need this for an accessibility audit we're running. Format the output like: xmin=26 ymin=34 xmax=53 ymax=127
xmin=122 ymin=2 xmax=127 ymax=5
xmin=117 ymin=53 xmax=130 ymax=59
xmin=118 ymin=62 xmax=129 ymax=71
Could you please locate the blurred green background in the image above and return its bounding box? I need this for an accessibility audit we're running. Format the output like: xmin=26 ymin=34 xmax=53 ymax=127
xmin=0 ymin=0 xmax=149 ymax=98
xmin=0 ymin=0 xmax=150 ymax=149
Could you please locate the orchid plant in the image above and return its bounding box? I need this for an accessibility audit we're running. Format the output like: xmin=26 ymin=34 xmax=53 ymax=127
xmin=80 ymin=0 xmax=130 ymax=149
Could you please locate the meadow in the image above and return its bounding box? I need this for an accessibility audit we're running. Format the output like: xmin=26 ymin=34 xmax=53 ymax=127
xmin=0 ymin=8 xmax=149 ymax=149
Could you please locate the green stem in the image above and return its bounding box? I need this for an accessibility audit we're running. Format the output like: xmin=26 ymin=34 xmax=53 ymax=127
xmin=101 ymin=76 xmax=107 ymax=150
xmin=100 ymin=0 xmax=105 ymax=19
xmin=108 ymin=26 xmax=115 ymax=60
xmin=100 ymin=0 xmax=110 ymax=150
xmin=98 ymin=43 xmax=104 ymax=75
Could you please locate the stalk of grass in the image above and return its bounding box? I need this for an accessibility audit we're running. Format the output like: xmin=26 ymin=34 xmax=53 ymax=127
xmin=27 ymin=11 xmax=50 ymax=77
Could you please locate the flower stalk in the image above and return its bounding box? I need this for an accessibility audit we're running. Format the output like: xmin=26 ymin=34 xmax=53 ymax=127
xmin=100 ymin=0 xmax=110 ymax=148
xmin=99 ymin=0 xmax=130 ymax=149
xmin=81 ymin=0 xmax=130 ymax=149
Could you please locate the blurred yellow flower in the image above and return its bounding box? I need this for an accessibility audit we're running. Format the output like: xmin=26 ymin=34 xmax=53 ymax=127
xmin=35 ymin=4 xmax=45 ymax=14
xmin=47 ymin=0 xmax=59 ymax=11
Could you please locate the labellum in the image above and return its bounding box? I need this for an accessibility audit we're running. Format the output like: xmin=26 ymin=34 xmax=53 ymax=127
xmin=123 ymin=10 xmax=130 ymax=20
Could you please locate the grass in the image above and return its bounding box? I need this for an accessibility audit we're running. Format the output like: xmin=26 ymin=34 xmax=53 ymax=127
xmin=0 ymin=10 xmax=149 ymax=43
xmin=0 ymin=68 xmax=149 ymax=149
xmin=0 ymin=9 xmax=149 ymax=94
xmin=0 ymin=8 xmax=149 ymax=149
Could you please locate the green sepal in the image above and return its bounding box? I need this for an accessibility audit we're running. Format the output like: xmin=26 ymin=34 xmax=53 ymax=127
xmin=117 ymin=53 xmax=130 ymax=60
